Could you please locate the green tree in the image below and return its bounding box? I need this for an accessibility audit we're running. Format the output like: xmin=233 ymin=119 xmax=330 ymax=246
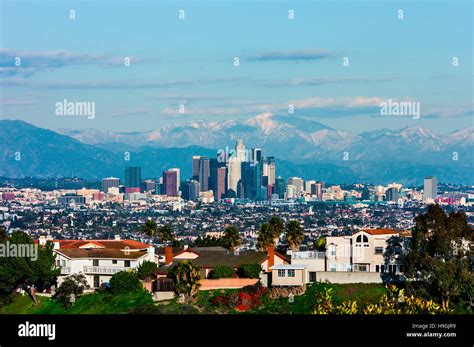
xmin=53 ymin=273 xmax=90 ymax=307
xmin=136 ymin=260 xmax=158 ymax=281
xmin=222 ymin=225 xmax=241 ymax=251
xmin=109 ymin=271 xmax=143 ymax=295
xmin=268 ymin=216 xmax=284 ymax=241
xmin=314 ymin=237 xmax=326 ymax=252
xmin=238 ymin=263 xmax=263 ymax=279
xmin=285 ymin=220 xmax=304 ymax=251
xmin=168 ymin=261 xmax=201 ymax=297
xmin=209 ymin=265 xmax=235 ymax=279
xmin=405 ymin=204 xmax=472 ymax=309
xmin=141 ymin=219 xmax=157 ymax=242
xmin=157 ymin=224 xmax=175 ymax=244
xmin=257 ymin=223 xmax=274 ymax=251
xmin=0 ymin=230 xmax=59 ymax=304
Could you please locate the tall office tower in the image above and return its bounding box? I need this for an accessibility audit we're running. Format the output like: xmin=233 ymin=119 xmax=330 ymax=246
xmin=236 ymin=139 xmax=246 ymax=161
xmin=312 ymin=182 xmax=323 ymax=200
xmin=182 ymin=179 xmax=200 ymax=201
xmin=287 ymin=177 xmax=304 ymax=195
xmin=252 ymin=148 xmax=262 ymax=163
xmin=236 ymin=180 xmax=245 ymax=199
xmin=154 ymin=177 xmax=163 ymax=195
xmin=124 ymin=167 xmax=141 ymax=193
xmin=285 ymin=184 xmax=296 ymax=199
xmin=241 ymin=161 xmax=262 ymax=200
xmin=386 ymin=187 xmax=400 ymax=202
xmin=266 ymin=184 xmax=273 ymax=200
xmin=275 ymin=176 xmax=285 ymax=199
xmin=305 ymin=180 xmax=316 ymax=194
xmin=215 ymin=167 xmax=227 ymax=200
xmin=262 ymin=156 xmax=275 ymax=187
xmin=192 ymin=156 xmax=201 ymax=181
xmin=423 ymin=176 xmax=438 ymax=202
xmin=198 ymin=157 xmax=210 ymax=191
xmin=163 ymin=168 xmax=180 ymax=197
xmin=101 ymin=177 xmax=120 ymax=193
xmin=227 ymin=140 xmax=246 ymax=195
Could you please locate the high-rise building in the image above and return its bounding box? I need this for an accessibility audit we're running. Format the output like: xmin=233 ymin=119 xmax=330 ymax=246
xmin=163 ymin=168 xmax=180 ymax=197
xmin=198 ymin=157 xmax=210 ymax=192
xmin=305 ymin=180 xmax=316 ymax=194
xmin=252 ymin=148 xmax=262 ymax=163
xmin=192 ymin=156 xmax=201 ymax=181
xmin=288 ymin=177 xmax=304 ymax=195
xmin=285 ymin=184 xmax=296 ymax=199
xmin=262 ymin=156 xmax=275 ymax=187
xmin=141 ymin=180 xmax=156 ymax=192
xmin=386 ymin=187 xmax=400 ymax=202
xmin=210 ymin=158 xmax=224 ymax=199
xmin=227 ymin=140 xmax=245 ymax=195
xmin=275 ymin=176 xmax=285 ymax=199
xmin=125 ymin=167 xmax=141 ymax=188
xmin=241 ymin=161 xmax=263 ymax=199
xmin=101 ymin=177 xmax=120 ymax=193
xmin=423 ymin=176 xmax=438 ymax=202
xmin=182 ymin=179 xmax=200 ymax=201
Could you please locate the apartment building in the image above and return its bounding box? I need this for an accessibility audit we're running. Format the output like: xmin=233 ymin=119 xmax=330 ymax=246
xmin=40 ymin=236 xmax=155 ymax=289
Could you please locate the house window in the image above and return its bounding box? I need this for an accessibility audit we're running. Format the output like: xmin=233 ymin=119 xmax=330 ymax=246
xmin=112 ymin=260 xmax=117 ymax=264
xmin=355 ymin=264 xmax=368 ymax=272
xmin=288 ymin=269 xmax=295 ymax=277
xmin=381 ymin=265 xmax=385 ymax=273
xmin=346 ymin=264 xmax=352 ymax=272
xmin=61 ymin=260 xmax=66 ymax=267
xmin=277 ymin=269 xmax=285 ymax=277
xmin=338 ymin=263 xmax=345 ymax=272
xmin=375 ymin=247 xmax=384 ymax=254
xmin=356 ymin=235 xmax=369 ymax=243
xmin=376 ymin=265 xmax=380 ymax=272
xmin=329 ymin=245 xmax=336 ymax=256
xmin=93 ymin=259 xmax=99 ymax=266
xmin=124 ymin=260 xmax=131 ymax=268
xmin=330 ymin=263 xmax=336 ymax=272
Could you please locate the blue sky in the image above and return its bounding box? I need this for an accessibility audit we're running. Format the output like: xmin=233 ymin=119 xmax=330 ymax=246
xmin=0 ymin=0 xmax=472 ymax=133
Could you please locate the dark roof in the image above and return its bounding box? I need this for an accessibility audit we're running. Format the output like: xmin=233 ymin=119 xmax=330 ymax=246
xmin=56 ymin=248 xmax=148 ymax=260
xmin=155 ymin=246 xmax=228 ymax=256
xmin=189 ymin=251 xmax=268 ymax=268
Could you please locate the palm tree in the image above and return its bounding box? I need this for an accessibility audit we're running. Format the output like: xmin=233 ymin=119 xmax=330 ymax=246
xmin=157 ymin=224 xmax=175 ymax=244
xmin=222 ymin=225 xmax=241 ymax=251
xmin=285 ymin=220 xmax=304 ymax=251
xmin=169 ymin=261 xmax=201 ymax=297
xmin=141 ymin=219 xmax=157 ymax=243
xmin=257 ymin=223 xmax=275 ymax=251
xmin=268 ymin=216 xmax=284 ymax=244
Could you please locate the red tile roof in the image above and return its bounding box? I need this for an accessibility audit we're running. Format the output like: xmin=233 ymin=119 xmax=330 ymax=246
xmin=359 ymin=228 xmax=404 ymax=235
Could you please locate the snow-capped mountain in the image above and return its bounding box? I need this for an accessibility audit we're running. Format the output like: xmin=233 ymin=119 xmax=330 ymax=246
xmin=57 ymin=113 xmax=473 ymax=165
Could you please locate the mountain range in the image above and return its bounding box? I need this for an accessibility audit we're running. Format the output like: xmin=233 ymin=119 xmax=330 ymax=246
xmin=1 ymin=115 xmax=473 ymax=185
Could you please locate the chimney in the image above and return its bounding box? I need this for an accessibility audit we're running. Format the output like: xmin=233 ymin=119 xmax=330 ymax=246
xmin=183 ymin=244 xmax=189 ymax=250
xmin=267 ymin=246 xmax=275 ymax=272
xmin=39 ymin=235 xmax=46 ymax=246
xmin=114 ymin=235 xmax=121 ymax=241
xmin=165 ymin=246 xmax=173 ymax=265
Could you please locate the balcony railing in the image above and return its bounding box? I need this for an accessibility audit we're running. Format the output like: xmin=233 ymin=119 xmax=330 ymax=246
xmin=291 ymin=251 xmax=325 ymax=260
xmin=60 ymin=267 xmax=71 ymax=275
xmin=83 ymin=266 xmax=125 ymax=275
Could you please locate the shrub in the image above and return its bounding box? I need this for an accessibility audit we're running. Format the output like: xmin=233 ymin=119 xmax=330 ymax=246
xmin=109 ymin=271 xmax=143 ymax=295
xmin=238 ymin=263 xmax=263 ymax=279
xmin=53 ymin=273 xmax=90 ymax=307
xmin=210 ymin=265 xmax=235 ymax=279
xmin=136 ymin=261 xmax=158 ymax=281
